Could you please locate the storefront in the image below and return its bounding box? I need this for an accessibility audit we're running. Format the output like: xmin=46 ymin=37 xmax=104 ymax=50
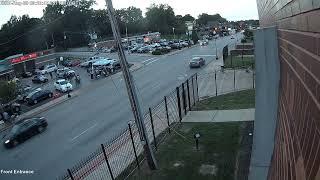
xmin=0 ymin=60 xmax=14 ymax=81
xmin=4 ymin=49 xmax=55 ymax=76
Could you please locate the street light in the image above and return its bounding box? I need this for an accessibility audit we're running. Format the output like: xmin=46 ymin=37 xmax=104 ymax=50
xmin=215 ymin=37 xmax=218 ymax=60
xmin=172 ymin=27 xmax=175 ymax=40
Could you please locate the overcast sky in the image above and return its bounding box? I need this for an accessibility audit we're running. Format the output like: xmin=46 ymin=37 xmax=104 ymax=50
xmin=0 ymin=0 xmax=258 ymax=27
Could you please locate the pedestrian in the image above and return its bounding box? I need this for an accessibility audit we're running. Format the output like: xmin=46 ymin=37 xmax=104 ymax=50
xmin=49 ymin=71 xmax=53 ymax=79
xmin=75 ymin=75 xmax=80 ymax=87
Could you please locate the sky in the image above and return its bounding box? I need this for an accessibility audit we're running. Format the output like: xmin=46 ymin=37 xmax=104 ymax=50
xmin=0 ymin=0 xmax=259 ymax=27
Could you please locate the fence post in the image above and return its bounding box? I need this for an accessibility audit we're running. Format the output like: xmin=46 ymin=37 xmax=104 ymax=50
xmin=164 ymin=96 xmax=170 ymax=133
xmin=186 ymin=79 xmax=191 ymax=111
xmin=196 ymin=73 xmax=199 ymax=102
xmin=128 ymin=123 xmax=140 ymax=169
xmin=192 ymin=75 xmax=195 ymax=106
xmin=233 ymin=68 xmax=236 ymax=91
xmin=215 ymin=70 xmax=218 ymax=96
xmin=101 ymin=144 xmax=115 ymax=180
xmin=67 ymin=169 xmax=75 ymax=180
xmin=149 ymin=108 xmax=157 ymax=150
xmin=182 ymin=82 xmax=187 ymax=115
xmin=252 ymin=63 xmax=255 ymax=89
xmin=176 ymin=87 xmax=182 ymax=122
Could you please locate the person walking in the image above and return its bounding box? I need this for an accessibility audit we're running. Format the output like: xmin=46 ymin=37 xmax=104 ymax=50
xmin=49 ymin=71 xmax=53 ymax=79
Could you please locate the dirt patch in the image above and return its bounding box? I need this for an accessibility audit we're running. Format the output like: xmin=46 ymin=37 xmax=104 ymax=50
xmin=199 ymin=164 xmax=217 ymax=176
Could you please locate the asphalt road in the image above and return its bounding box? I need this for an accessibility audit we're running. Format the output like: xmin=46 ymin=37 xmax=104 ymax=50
xmin=0 ymin=33 xmax=243 ymax=180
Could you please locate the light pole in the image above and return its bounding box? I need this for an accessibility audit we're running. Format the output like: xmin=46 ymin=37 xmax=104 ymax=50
xmin=215 ymin=37 xmax=218 ymax=60
xmin=172 ymin=27 xmax=175 ymax=40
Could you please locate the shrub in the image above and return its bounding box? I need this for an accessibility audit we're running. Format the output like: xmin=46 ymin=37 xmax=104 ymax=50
xmin=152 ymin=50 xmax=162 ymax=55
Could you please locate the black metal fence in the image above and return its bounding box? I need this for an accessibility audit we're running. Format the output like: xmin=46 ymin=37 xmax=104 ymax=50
xmin=197 ymin=68 xmax=255 ymax=100
xmin=57 ymin=74 xmax=199 ymax=180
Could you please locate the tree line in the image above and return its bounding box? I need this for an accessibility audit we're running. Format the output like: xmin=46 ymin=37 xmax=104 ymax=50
xmin=0 ymin=0 xmax=229 ymax=59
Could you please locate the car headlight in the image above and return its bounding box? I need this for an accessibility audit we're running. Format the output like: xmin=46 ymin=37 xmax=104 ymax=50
xmin=5 ymin=140 xmax=10 ymax=144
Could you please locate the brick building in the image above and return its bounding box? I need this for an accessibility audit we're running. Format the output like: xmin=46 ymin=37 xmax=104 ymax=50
xmin=253 ymin=0 xmax=320 ymax=180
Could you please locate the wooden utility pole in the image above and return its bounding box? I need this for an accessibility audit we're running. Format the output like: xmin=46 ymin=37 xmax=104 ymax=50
xmin=105 ymin=0 xmax=158 ymax=170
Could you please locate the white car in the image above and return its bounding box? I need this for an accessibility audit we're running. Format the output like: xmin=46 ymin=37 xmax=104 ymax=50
xmin=54 ymin=79 xmax=73 ymax=92
xmin=40 ymin=64 xmax=57 ymax=74
xmin=80 ymin=56 xmax=104 ymax=67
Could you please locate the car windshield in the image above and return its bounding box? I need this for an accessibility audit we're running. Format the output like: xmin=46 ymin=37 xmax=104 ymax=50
xmin=59 ymin=81 xmax=67 ymax=85
xmin=10 ymin=124 xmax=22 ymax=134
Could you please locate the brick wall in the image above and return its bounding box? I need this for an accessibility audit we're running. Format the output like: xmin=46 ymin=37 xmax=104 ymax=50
xmin=256 ymin=0 xmax=320 ymax=179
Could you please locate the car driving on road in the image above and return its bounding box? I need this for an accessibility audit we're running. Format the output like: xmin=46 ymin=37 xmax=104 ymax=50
xmin=3 ymin=117 xmax=48 ymax=148
xmin=54 ymin=79 xmax=73 ymax=92
xmin=25 ymin=89 xmax=53 ymax=105
xmin=189 ymin=57 xmax=205 ymax=68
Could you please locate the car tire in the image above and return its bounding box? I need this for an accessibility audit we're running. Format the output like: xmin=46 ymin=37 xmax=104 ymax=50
xmin=33 ymin=100 xmax=38 ymax=104
xmin=38 ymin=126 xmax=45 ymax=133
xmin=48 ymin=93 xmax=53 ymax=98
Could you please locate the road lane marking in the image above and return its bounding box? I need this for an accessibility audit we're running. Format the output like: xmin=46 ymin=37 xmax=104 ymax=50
xmin=70 ymin=123 xmax=98 ymax=141
xmin=192 ymin=55 xmax=216 ymax=57
xmin=142 ymin=57 xmax=157 ymax=64
xmin=145 ymin=58 xmax=159 ymax=66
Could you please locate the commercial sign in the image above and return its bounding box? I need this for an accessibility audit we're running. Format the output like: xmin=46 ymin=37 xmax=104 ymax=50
xmin=11 ymin=53 xmax=38 ymax=64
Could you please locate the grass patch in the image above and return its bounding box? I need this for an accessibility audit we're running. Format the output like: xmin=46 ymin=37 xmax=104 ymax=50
xmin=224 ymin=55 xmax=254 ymax=69
xmin=193 ymin=89 xmax=255 ymax=111
xmin=129 ymin=122 xmax=243 ymax=180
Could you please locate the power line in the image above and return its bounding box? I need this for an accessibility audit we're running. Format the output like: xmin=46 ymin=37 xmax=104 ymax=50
xmin=0 ymin=15 xmax=65 ymax=46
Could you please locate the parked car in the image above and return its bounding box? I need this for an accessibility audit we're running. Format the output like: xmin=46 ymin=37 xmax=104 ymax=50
xmin=25 ymin=89 xmax=53 ymax=105
xmin=199 ymin=40 xmax=208 ymax=46
xmin=17 ymin=86 xmax=37 ymax=102
xmin=189 ymin=57 xmax=205 ymax=68
xmin=54 ymin=79 xmax=73 ymax=92
xmin=56 ymin=68 xmax=75 ymax=79
xmin=40 ymin=64 xmax=57 ymax=74
xmin=62 ymin=59 xmax=81 ymax=67
xmin=20 ymin=71 xmax=33 ymax=78
xmin=32 ymin=75 xmax=48 ymax=83
xmin=3 ymin=117 xmax=48 ymax=148
xmin=231 ymin=36 xmax=235 ymax=39
xmin=80 ymin=57 xmax=102 ymax=68
xmin=137 ymin=46 xmax=149 ymax=53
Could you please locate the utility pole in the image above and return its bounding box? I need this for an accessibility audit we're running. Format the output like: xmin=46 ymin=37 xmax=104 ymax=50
xmin=105 ymin=0 xmax=158 ymax=170
xmin=215 ymin=37 xmax=218 ymax=60
xmin=51 ymin=33 xmax=55 ymax=47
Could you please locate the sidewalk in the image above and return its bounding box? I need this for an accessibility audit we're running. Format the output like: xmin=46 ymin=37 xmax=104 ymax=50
xmin=183 ymin=108 xmax=255 ymax=122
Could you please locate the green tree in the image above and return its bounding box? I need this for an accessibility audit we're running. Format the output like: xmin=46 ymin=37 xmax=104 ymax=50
xmin=191 ymin=30 xmax=199 ymax=44
xmin=145 ymin=4 xmax=176 ymax=34
xmin=0 ymin=81 xmax=17 ymax=103
xmin=181 ymin=14 xmax=195 ymax=22
xmin=116 ymin=6 xmax=144 ymax=35
xmin=197 ymin=13 xmax=227 ymax=26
